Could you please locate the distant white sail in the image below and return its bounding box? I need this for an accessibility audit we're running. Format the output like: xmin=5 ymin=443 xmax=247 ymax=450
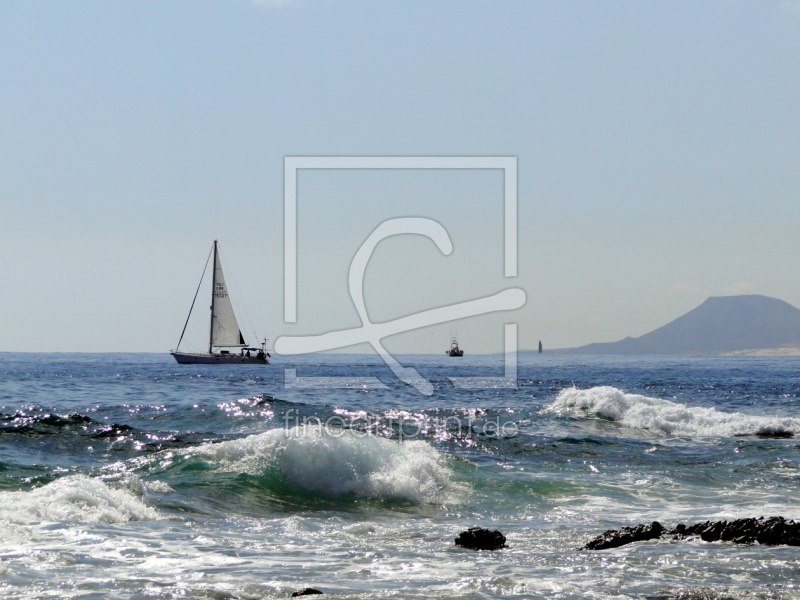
xmin=211 ymin=249 xmax=246 ymax=348
xmin=171 ymin=241 xmax=268 ymax=364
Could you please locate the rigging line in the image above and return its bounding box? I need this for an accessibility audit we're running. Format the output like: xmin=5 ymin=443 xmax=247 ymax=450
xmin=175 ymin=244 xmax=214 ymax=351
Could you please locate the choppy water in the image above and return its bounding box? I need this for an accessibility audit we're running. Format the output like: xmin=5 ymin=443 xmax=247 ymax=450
xmin=1 ymin=352 xmax=799 ymax=599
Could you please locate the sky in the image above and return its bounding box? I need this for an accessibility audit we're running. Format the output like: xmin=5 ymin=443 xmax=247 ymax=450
xmin=1 ymin=0 xmax=799 ymax=355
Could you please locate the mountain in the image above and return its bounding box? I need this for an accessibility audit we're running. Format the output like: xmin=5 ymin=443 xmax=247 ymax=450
xmin=562 ymin=295 xmax=800 ymax=355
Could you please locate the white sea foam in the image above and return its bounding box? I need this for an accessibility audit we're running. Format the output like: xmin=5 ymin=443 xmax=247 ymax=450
xmin=0 ymin=475 xmax=158 ymax=524
xmin=548 ymin=386 xmax=800 ymax=437
xmin=194 ymin=426 xmax=452 ymax=503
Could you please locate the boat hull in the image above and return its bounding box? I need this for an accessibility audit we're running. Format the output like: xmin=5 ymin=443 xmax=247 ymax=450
xmin=171 ymin=352 xmax=268 ymax=365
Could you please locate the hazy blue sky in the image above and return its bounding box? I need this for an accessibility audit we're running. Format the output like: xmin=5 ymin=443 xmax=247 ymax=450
xmin=2 ymin=0 xmax=799 ymax=354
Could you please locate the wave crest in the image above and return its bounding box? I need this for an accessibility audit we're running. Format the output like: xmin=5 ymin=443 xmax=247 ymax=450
xmin=194 ymin=427 xmax=452 ymax=503
xmin=0 ymin=475 xmax=158 ymax=524
xmin=547 ymin=386 xmax=800 ymax=437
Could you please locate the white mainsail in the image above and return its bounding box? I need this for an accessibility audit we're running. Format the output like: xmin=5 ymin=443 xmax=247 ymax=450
xmin=210 ymin=245 xmax=246 ymax=349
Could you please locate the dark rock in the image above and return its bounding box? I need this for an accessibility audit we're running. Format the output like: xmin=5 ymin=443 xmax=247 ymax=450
xmin=684 ymin=519 xmax=730 ymax=542
xmin=683 ymin=517 xmax=792 ymax=544
xmin=454 ymin=527 xmax=507 ymax=550
xmin=582 ymin=521 xmax=665 ymax=550
xmin=756 ymin=516 xmax=800 ymax=545
xmin=291 ymin=588 xmax=323 ymax=597
xmin=584 ymin=516 xmax=800 ymax=550
xmin=753 ymin=430 xmax=793 ymax=439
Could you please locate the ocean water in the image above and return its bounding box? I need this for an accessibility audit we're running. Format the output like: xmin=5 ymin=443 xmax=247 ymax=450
xmin=1 ymin=352 xmax=800 ymax=599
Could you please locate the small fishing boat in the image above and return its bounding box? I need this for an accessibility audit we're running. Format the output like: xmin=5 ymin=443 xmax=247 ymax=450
xmin=171 ymin=241 xmax=269 ymax=364
xmin=447 ymin=338 xmax=464 ymax=357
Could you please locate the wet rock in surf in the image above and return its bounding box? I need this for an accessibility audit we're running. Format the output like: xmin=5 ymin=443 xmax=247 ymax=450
xmin=756 ymin=431 xmax=794 ymax=438
xmin=735 ymin=430 xmax=794 ymax=439
xmin=582 ymin=516 xmax=800 ymax=550
xmin=291 ymin=588 xmax=323 ymax=597
xmin=681 ymin=516 xmax=800 ymax=545
xmin=455 ymin=527 xmax=507 ymax=550
xmin=582 ymin=521 xmax=665 ymax=550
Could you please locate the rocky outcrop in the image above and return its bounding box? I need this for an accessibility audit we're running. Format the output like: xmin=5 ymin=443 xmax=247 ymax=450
xmin=680 ymin=517 xmax=800 ymax=545
xmin=455 ymin=527 xmax=507 ymax=550
xmin=291 ymin=588 xmax=323 ymax=597
xmin=582 ymin=521 xmax=665 ymax=550
xmin=582 ymin=517 xmax=800 ymax=550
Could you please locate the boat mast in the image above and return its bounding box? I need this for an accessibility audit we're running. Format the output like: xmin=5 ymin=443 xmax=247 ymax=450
xmin=209 ymin=240 xmax=217 ymax=354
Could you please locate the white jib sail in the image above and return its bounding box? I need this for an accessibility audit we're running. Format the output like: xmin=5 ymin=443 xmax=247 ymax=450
xmin=211 ymin=249 xmax=246 ymax=348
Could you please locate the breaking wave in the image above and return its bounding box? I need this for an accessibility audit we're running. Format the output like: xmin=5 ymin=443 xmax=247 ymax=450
xmin=190 ymin=426 xmax=453 ymax=504
xmin=547 ymin=386 xmax=800 ymax=438
xmin=0 ymin=475 xmax=158 ymax=524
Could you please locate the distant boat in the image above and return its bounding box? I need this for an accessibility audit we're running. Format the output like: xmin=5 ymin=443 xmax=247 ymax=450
xmin=447 ymin=338 xmax=464 ymax=357
xmin=171 ymin=241 xmax=269 ymax=364
xmin=538 ymin=340 xmax=543 ymax=354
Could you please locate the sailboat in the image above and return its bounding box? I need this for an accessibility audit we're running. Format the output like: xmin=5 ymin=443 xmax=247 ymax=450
xmin=447 ymin=337 xmax=464 ymax=357
xmin=538 ymin=340 xmax=543 ymax=354
xmin=171 ymin=241 xmax=269 ymax=364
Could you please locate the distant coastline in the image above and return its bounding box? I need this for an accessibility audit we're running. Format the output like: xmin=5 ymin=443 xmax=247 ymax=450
xmin=720 ymin=347 xmax=800 ymax=357
xmin=549 ymin=295 xmax=800 ymax=356
xmin=523 ymin=348 xmax=800 ymax=357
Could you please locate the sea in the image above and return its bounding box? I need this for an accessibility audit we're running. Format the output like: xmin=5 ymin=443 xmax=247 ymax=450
xmin=1 ymin=352 xmax=799 ymax=600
